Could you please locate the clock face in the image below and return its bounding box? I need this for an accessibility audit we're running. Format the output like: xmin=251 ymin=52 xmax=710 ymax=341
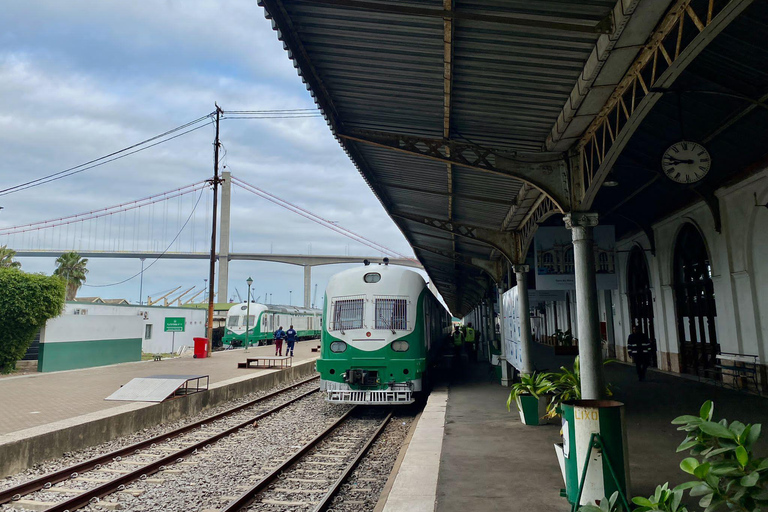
xmin=661 ymin=141 xmax=711 ymax=184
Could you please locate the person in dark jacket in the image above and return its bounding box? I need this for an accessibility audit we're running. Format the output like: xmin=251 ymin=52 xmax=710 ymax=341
xmin=274 ymin=326 xmax=286 ymax=356
xmin=627 ymin=325 xmax=652 ymax=381
xmin=285 ymin=325 xmax=297 ymax=357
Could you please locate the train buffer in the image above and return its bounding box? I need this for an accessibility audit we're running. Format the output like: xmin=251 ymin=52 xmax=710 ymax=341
xmin=237 ymin=356 xmax=293 ymax=370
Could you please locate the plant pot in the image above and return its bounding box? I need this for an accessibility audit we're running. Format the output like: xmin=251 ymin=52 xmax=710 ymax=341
xmin=516 ymin=394 xmax=555 ymax=426
xmin=554 ymin=345 xmax=579 ymax=356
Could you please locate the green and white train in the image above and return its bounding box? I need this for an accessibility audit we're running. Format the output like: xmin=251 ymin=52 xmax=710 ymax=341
xmin=221 ymin=302 xmax=322 ymax=347
xmin=317 ymin=263 xmax=451 ymax=404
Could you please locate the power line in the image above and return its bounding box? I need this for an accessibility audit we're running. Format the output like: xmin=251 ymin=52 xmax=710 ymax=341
xmin=0 ymin=114 xmax=215 ymax=197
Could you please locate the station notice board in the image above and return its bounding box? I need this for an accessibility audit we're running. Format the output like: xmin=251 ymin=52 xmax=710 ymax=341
xmin=164 ymin=317 xmax=186 ymax=332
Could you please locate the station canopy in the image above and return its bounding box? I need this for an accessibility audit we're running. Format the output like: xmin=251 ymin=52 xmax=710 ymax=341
xmin=258 ymin=0 xmax=768 ymax=315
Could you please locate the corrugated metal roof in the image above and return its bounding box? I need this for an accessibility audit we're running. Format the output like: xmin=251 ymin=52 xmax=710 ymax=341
xmin=260 ymin=0 xmax=616 ymax=313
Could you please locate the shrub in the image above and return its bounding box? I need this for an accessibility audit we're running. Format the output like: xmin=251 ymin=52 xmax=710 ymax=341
xmin=0 ymin=269 xmax=65 ymax=372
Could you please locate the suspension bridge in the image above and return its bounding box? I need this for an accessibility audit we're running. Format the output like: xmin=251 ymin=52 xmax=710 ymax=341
xmin=0 ymin=171 xmax=421 ymax=308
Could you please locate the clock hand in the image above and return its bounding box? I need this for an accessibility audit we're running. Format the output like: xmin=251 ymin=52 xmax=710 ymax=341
xmin=665 ymin=156 xmax=695 ymax=164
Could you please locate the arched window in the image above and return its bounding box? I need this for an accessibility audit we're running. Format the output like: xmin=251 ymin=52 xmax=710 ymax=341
xmin=564 ymin=248 xmax=575 ymax=273
xmin=598 ymin=252 xmax=609 ymax=272
xmin=673 ymin=224 xmax=719 ymax=377
xmin=626 ymin=247 xmax=656 ymax=367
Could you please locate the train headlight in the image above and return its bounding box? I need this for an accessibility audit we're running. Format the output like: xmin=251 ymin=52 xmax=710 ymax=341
xmin=330 ymin=341 xmax=347 ymax=353
xmin=391 ymin=340 xmax=409 ymax=352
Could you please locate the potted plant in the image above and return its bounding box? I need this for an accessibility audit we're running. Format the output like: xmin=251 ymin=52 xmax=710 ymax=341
xmin=506 ymin=372 xmax=557 ymax=426
xmin=546 ymin=356 xmax=616 ymax=420
xmin=554 ymin=329 xmax=580 ymax=355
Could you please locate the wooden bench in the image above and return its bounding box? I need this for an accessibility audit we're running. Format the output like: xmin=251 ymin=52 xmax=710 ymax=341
xmin=237 ymin=356 xmax=293 ymax=370
xmin=715 ymin=353 xmax=760 ymax=391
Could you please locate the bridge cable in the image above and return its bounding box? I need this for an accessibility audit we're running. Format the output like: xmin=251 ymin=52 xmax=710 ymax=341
xmin=83 ymin=185 xmax=206 ymax=288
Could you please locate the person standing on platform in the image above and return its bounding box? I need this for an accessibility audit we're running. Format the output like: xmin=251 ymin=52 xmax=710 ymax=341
xmin=464 ymin=322 xmax=477 ymax=361
xmin=627 ymin=325 xmax=652 ymax=381
xmin=274 ymin=326 xmax=286 ymax=356
xmin=452 ymin=325 xmax=464 ymax=360
xmin=285 ymin=325 xmax=297 ymax=357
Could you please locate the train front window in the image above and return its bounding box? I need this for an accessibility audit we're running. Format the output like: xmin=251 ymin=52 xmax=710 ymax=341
xmin=375 ymin=298 xmax=408 ymax=330
xmin=332 ymin=298 xmax=364 ymax=331
xmin=227 ymin=316 xmax=240 ymax=328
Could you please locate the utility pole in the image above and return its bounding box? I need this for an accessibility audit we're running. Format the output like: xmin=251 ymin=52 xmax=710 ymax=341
xmin=206 ymin=104 xmax=224 ymax=356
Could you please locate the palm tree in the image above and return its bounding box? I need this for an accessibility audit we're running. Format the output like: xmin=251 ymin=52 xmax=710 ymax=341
xmin=0 ymin=245 xmax=21 ymax=269
xmin=54 ymin=252 xmax=89 ymax=300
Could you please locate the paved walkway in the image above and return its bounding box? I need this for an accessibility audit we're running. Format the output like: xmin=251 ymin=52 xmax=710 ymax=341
xmin=435 ymin=343 xmax=768 ymax=511
xmin=0 ymin=341 xmax=320 ymax=436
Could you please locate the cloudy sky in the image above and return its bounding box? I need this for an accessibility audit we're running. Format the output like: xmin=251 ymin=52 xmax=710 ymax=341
xmin=0 ymin=0 xmax=419 ymax=307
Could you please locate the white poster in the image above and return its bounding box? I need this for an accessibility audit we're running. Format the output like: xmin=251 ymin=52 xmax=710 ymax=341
xmin=534 ymin=226 xmax=618 ymax=290
xmin=501 ymin=286 xmax=531 ymax=374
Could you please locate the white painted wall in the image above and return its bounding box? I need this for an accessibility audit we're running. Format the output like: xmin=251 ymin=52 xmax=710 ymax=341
xmin=59 ymin=303 xmax=206 ymax=354
xmin=42 ymin=314 xmax=142 ymax=343
xmin=611 ymin=169 xmax=768 ymax=373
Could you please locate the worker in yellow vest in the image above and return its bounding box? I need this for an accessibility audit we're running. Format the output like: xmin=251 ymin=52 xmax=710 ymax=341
xmin=464 ymin=322 xmax=477 ymax=361
xmin=452 ymin=325 xmax=464 ymax=360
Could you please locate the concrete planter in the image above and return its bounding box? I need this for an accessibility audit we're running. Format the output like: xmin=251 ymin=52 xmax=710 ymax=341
xmin=515 ymin=394 xmax=555 ymax=426
xmin=554 ymin=345 xmax=579 ymax=356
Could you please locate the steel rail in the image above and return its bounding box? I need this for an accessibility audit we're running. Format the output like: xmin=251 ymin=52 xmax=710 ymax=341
xmin=312 ymin=411 xmax=393 ymax=512
xmin=0 ymin=375 xmax=319 ymax=505
xmin=221 ymin=407 xmax=358 ymax=512
xmin=42 ymin=386 xmax=320 ymax=512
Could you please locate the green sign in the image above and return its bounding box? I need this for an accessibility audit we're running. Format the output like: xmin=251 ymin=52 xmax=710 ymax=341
xmin=164 ymin=317 xmax=186 ymax=332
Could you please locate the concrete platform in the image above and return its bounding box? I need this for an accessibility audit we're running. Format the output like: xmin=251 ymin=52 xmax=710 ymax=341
xmin=379 ymin=343 xmax=768 ymax=511
xmin=0 ymin=342 xmax=319 ymax=477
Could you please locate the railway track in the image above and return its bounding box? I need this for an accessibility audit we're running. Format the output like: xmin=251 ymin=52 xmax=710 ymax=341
xmin=0 ymin=375 xmax=321 ymax=512
xmin=222 ymin=406 xmax=393 ymax=512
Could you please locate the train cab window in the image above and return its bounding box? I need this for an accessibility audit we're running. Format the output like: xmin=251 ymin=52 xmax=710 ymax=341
xmin=245 ymin=315 xmax=256 ymax=328
xmin=375 ymin=298 xmax=407 ymax=330
xmin=227 ymin=316 xmax=240 ymax=328
xmin=363 ymin=273 xmax=381 ymax=283
xmin=332 ymin=298 xmax=364 ymax=331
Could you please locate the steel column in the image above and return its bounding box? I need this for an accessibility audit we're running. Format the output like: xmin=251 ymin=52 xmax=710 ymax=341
xmin=565 ymin=213 xmax=605 ymax=400
xmin=514 ymin=265 xmax=534 ymax=375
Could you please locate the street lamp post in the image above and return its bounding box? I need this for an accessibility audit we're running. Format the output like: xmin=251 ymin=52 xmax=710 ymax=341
xmin=245 ymin=277 xmax=253 ymax=352
xmin=289 ymin=290 xmax=292 ymax=306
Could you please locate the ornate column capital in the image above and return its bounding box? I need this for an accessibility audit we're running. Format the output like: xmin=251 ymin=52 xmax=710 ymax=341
xmin=513 ymin=264 xmax=530 ymax=274
xmin=563 ymin=212 xmax=599 ymax=230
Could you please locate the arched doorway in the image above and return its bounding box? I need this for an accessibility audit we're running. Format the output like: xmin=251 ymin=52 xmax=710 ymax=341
xmin=627 ymin=247 xmax=656 ymax=367
xmin=673 ymin=224 xmax=719 ymax=377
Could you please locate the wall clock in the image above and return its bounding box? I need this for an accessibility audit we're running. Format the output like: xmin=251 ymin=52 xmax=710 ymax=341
xmin=661 ymin=140 xmax=711 ymax=184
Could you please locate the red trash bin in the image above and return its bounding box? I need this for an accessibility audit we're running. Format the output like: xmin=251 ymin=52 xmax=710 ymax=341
xmin=193 ymin=337 xmax=208 ymax=359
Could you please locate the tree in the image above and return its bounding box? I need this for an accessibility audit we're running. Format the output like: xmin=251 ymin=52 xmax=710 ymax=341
xmin=53 ymin=252 xmax=89 ymax=300
xmin=0 ymin=269 xmax=65 ymax=372
xmin=0 ymin=245 xmax=21 ymax=269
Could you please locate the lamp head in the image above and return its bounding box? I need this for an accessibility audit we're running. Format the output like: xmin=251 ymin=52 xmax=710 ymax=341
xmin=246 ymin=277 xmax=253 ymax=287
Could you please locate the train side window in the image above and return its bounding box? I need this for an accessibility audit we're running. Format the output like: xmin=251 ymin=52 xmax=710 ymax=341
xmin=332 ymin=298 xmax=364 ymax=331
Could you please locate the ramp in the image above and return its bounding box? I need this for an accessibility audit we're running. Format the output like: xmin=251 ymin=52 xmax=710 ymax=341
xmin=105 ymin=374 xmax=209 ymax=402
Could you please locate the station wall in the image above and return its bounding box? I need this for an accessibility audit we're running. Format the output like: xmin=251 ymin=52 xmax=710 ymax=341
xmin=610 ymin=168 xmax=768 ymax=386
xmin=37 ymin=304 xmax=207 ymax=372
xmin=39 ymin=314 xmax=142 ymax=372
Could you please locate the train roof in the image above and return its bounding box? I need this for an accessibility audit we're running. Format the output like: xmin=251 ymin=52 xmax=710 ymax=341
xmin=226 ymin=302 xmax=321 ymax=315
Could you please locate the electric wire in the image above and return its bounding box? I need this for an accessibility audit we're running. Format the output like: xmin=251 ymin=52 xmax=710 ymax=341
xmin=0 ymin=114 xmax=215 ymax=197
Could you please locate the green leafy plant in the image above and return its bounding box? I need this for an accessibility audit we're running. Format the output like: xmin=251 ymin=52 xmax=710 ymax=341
xmin=555 ymin=328 xmax=575 ymax=347
xmin=506 ymin=371 xmax=556 ymax=412
xmin=0 ymin=245 xmax=21 ymax=269
xmin=578 ymin=484 xmax=689 ymax=512
xmin=672 ymin=400 xmax=768 ymax=511
xmin=578 ymin=491 xmax=621 ymax=512
xmin=0 ymin=269 xmax=65 ymax=372
xmin=545 ymin=357 xmax=614 ymax=418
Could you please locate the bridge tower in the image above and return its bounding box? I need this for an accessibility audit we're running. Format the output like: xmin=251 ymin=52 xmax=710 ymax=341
xmin=217 ymin=171 xmax=232 ymax=303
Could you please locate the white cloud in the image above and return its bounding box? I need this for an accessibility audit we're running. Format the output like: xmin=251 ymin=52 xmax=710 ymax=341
xmin=1 ymin=0 xmax=415 ymax=305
